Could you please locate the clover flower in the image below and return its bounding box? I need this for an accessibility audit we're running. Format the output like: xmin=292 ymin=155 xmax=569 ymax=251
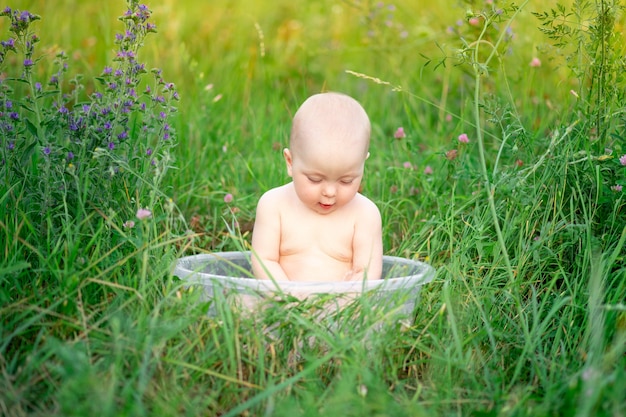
xmin=620 ymin=154 xmax=626 ymax=166
xmin=610 ymin=185 xmax=622 ymax=192
xmin=529 ymin=57 xmax=541 ymax=67
xmin=136 ymin=208 xmax=152 ymax=220
xmin=458 ymin=133 xmax=469 ymax=143
xmin=394 ymin=127 xmax=406 ymax=139
xmin=224 ymin=193 xmax=234 ymax=203
xmin=446 ymin=149 xmax=459 ymax=161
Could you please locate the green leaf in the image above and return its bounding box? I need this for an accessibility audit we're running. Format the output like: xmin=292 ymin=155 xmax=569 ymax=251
xmin=24 ymin=118 xmax=39 ymax=138
xmin=4 ymin=77 xmax=31 ymax=85
xmin=20 ymin=138 xmax=39 ymax=167
xmin=0 ymin=262 xmax=31 ymax=276
xmin=19 ymin=102 xmax=35 ymax=113
xmin=37 ymin=90 xmax=60 ymax=99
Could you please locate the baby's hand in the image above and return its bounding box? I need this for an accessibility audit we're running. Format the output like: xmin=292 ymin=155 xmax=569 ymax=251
xmin=344 ymin=269 xmax=363 ymax=281
xmin=343 ymin=270 xmax=355 ymax=281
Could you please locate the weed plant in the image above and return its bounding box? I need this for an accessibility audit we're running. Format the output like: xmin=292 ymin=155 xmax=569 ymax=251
xmin=1 ymin=0 xmax=625 ymax=416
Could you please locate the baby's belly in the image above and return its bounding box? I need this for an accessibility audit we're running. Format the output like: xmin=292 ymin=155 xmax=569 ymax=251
xmin=280 ymin=252 xmax=352 ymax=282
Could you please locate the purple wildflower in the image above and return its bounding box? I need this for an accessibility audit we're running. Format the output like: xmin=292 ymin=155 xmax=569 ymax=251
xmin=1 ymin=38 xmax=15 ymax=49
xmin=43 ymin=146 xmax=51 ymax=155
xmin=23 ymin=58 xmax=33 ymax=67
xmin=19 ymin=11 xmax=32 ymax=22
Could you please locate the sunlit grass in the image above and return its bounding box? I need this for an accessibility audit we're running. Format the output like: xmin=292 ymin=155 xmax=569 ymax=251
xmin=1 ymin=0 xmax=625 ymax=416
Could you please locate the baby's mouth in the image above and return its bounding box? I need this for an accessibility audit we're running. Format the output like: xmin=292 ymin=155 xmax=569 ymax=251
xmin=319 ymin=202 xmax=334 ymax=210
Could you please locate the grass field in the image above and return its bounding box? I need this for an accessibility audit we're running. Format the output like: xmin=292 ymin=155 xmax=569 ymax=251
xmin=1 ymin=0 xmax=625 ymax=416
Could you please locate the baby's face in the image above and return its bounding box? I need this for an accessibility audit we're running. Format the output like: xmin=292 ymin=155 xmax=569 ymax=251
xmin=285 ymin=92 xmax=371 ymax=215
xmin=285 ymin=136 xmax=366 ymax=215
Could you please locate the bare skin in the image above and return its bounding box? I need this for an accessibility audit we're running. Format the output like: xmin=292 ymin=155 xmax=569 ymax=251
xmin=251 ymin=92 xmax=383 ymax=282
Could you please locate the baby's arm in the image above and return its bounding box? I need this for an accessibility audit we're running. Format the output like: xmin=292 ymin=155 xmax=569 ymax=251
xmin=348 ymin=198 xmax=383 ymax=281
xmin=251 ymin=190 xmax=290 ymax=281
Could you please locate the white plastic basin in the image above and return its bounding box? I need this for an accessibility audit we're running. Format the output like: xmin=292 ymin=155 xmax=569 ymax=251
xmin=173 ymin=251 xmax=435 ymax=316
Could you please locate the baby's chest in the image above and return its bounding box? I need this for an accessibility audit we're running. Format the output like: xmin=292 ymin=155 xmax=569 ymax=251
xmin=280 ymin=214 xmax=355 ymax=253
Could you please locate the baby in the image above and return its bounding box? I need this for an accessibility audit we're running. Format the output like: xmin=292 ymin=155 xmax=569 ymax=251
xmin=251 ymin=92 xmax=383 ymax=282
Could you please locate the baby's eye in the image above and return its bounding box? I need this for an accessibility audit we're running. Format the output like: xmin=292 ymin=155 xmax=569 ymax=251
xmin=307 ymin=177 xmax=322 ymax=183
xmin=340 ymin=179 xmax=354 ymax=184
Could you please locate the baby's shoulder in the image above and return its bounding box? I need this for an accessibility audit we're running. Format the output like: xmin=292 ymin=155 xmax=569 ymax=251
xmin=257 ymin=183 xmax=293 ymax=208
xmin=351 ymin=193 xmax=382 ymax=220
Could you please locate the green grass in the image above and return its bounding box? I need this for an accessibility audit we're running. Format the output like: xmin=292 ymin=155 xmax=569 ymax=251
xmin=1 ymin=0 xmax=626 ymax=416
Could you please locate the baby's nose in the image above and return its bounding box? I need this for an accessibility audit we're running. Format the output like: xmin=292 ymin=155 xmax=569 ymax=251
xmin=322 ymin=183 xmax=336 ymax=197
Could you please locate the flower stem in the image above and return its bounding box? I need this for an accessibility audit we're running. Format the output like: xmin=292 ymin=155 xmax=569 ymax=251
xmin=470 ymin=2 xmax=529 ymax=283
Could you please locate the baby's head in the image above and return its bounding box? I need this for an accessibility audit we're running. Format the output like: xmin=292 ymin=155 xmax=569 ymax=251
xmin=288 ymin=92 xmax=370 ymax=166
xmin=284 ymin=92 xmax=372 ymax=214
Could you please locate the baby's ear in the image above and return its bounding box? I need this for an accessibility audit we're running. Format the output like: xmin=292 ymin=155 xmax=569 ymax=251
xmin=283 ymin=148 xmax=294 ymax=176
